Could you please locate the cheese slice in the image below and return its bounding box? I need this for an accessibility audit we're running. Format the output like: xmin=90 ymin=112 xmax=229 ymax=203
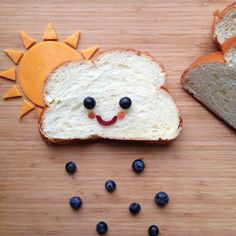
xmin=81 ymin=46 xmax=99 ymax=60
xmin=36 ymin=107 xmax=44 ymax=120
xmin=42 ymin=22 xmax=58 ymax=41
xmin=20 ymin=31 xmax=36 ymax=49
xmin=0 ymin=68 xmax=16 ymax=81
xmin=4 ymin=49 xmax=24 ymax=65
xmin=19 ymin=100 xmax=34 ymax=118
xmin=64 ymin=31 xmax=80 ymax=48
xmin=3 ymin=85 xmax=21 ymax=99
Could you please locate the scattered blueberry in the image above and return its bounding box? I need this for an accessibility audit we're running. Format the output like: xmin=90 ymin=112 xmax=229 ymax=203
xmin=83 ymin=97 xmax=96 ymax=109
xmin=65 ymin=161 xmax=77 ymax=174
xmin=132 ymin=159 xmax=145 ymax=173
xmin=148 ymin=225 xmax=160 ymax=236
xmin=119 ymin=97 xmax=132 ymax=109
xmin=96 ymin=221 xmax=108 ymax=235
xmin=69 ymin=196 xmax=82 ymax=210
xmin=105 ymin=180 xmax=116 ymax=193
xmin=155 ymin=191 xmax=169 ymax=207
xmin=129 ymin=202 xmax=141 ymax=215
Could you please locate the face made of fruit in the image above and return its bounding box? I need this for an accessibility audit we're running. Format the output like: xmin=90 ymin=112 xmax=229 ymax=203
xmin=83 ymin=96 xmax=130 ymax=126
xmin=42 ymin=51 xmax=181 ymax=140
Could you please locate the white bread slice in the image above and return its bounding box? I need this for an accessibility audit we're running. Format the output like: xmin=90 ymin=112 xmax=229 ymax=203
xmin=181 ymin=38 xmax=236 ymax=129
xmin=40 ymin=49 xmax=182 ymax=143
xmin=213 ymin=3 xmax=236 ymax=46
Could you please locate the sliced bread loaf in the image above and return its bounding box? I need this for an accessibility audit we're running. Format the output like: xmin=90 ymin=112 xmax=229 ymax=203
xmin=213 ymin=3 xmax=236 ymax=46
xmin=39 ymin=49 xmax=182 ymax=143
xmin=181 ymin=38 xmax=236 ymax=129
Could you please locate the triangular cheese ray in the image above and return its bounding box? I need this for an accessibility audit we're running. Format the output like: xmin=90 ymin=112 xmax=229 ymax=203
xmin=42 ymin=22 xmax=58 ymax=41
xmin=3 ymin=85 xmax=22 ymax=99
xmin=36 ymin=107 xmax=44 ymax=120
xmin=4 ymin=49 xmax=24 ymax=65
xmin=20 ymin=31 xmax=37 ymax=49
xmin=19 ymin=100 xmax=35 ymax=118
xmin=0 ymin=68 xmax=16 ymax=81
xmin=64 ymin=31 xmax=80 ymax=48
xmin=81 ymin=46 xmax=99 ymax=60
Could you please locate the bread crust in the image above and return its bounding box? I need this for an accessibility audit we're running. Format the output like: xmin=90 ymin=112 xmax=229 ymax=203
xmin=221 ymin=36 xmax=236 ymax=54
xmin=213 ymin=3 xmax=236 ymax=47
xmin=181 ymin=51 xmax=225 ymax=87
xmin=181 ymin=36 xmax=236 ymax=87
xmin=39 ymin=48 xmax=182 ymax=144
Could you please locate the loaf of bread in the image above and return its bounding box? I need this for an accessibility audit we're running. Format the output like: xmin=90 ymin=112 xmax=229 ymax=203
xmin=39 ymin=49 xmax=182 ymax=143
xmin=181 ymin=4 xmax=236 ymax=130
xmin=181 ymin=38 xmax=236 ymax=129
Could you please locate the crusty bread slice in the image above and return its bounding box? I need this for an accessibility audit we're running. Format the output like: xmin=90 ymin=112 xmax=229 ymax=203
xmin=39 ymin=49 xmax=182 ymax=144
xmin=213 ymin=3 xmax=236 ymax=46
xmin=181 ymin=38 xmax=236 ymax=129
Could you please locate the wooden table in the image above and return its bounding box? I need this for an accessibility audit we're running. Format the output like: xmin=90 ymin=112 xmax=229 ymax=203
xmin=0 ymin=0 xmax=235 ymax=235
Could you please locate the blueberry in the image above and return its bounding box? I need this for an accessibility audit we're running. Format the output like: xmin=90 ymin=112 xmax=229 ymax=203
xmin=83 ymin=97 xmax=96 ymax=109
xmin=155 ymin=191 xmax=169 ymax=207
xmin=148 ymin=225 xmax=160 ymax=236
xmin=65 ymin=161 xmax=77 ymax=174
xmin=129 ymin=202 xmax=141 ymax=215
xmin=119 ymin=97 xmax=132 ymax=109
xmin=96 ymin=221 xmax=108 ymax=235
xmin=69 ymin=196 xmax=82 ymax=210
xmin=132 ymin=159 xmax=145 ymax=173
xmin=105 ymin=180 xmax=116 ymax=193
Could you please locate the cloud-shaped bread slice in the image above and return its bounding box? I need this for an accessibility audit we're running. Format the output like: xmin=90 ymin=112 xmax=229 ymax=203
xmin=39 ymin=49 xmax=182 ymax=143
xmin=181 ymin=38 xmax=236 ymax=129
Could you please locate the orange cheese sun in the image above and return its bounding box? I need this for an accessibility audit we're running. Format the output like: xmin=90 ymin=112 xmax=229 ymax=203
xmin=0 ymin=23 xmax=99 ymax=118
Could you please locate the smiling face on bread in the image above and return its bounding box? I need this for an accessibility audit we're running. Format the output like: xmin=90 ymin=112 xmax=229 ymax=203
xmin=41 ymin=49 xmax=181 ymax=142
xmin=83 ymin=95 xmax=130 ymax=126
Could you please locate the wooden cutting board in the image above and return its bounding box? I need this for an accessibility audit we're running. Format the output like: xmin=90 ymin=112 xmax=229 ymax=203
xmin=0 ymin=0 xmax=235 ymax=235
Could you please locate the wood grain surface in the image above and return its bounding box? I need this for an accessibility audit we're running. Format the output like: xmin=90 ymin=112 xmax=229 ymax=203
xmin=0 ymin=0 xmax=236 ymax=235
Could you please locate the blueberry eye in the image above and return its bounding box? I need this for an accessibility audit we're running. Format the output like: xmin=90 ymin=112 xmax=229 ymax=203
xmin=83 ymin=97 xmax=96 ymax=109
xmin=119 ymin=97 xmax=132 ymax=109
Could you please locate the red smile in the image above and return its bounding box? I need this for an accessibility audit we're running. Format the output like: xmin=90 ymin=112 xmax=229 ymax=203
xmin=88 ymin=111 xmax=125 ymax=126
xmin=96 ymin=115 xmax=117 ymax=126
